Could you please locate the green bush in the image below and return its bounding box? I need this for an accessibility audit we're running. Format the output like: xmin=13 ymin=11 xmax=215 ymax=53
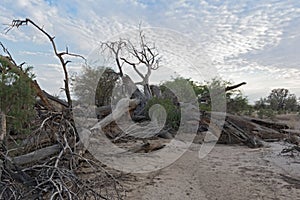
xmin=145 ymin=97 xmax=181 ymax=130
xmin=257 ymin=108 xmax=275 ymax=119
xmin=0 ymin=58 xmax=36 ymax=135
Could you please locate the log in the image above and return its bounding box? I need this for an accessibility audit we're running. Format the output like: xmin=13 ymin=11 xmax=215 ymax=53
xmin=129 ymin=141 xmax=165 ymax=153
xmin=95 ymin=105 xmax=112 ymax=119
xmin=202 ymin=112 xmax=264 ymax=147
xmin=250 ymin=118 xmax=289 ymax=131
xmin=91 ymin=98 xmax=139 ymax=131
xmin=225 ymin=82 xmax=247 ymax=92
xmin=282 ymin=129 xmax=300 ymax=135
xmin=12 ymin=144 xmax=60 ymax=165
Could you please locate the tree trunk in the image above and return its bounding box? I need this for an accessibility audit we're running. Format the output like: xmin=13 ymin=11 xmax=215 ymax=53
xmin=0 ymin=111 xmax=6 ymax=144
xmin=0 ymin=111 xmax=6 ymax=180
xmin=144 ymin=84 xmax=152 ymax=100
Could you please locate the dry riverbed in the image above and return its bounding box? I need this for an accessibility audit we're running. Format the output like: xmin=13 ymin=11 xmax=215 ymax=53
xmin=126 ymin=142 xmax=300 ymax=200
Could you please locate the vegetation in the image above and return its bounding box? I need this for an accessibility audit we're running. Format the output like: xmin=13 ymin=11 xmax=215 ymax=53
xmin=72 ymin=66 xmax=120 ymax=106
xmin=161 ymin=77 xmax=249 ymax=114
xmin=0 ymin=57 xmax=36 ymax=135
xmin=145 ymin=97 xmax=181 ymax=130
xmin=254 ymin=88 xmax=299 ymax=118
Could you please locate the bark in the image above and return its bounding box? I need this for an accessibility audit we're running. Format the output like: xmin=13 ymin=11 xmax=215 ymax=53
xmin=0 ymin=111 xmax=6 ymax=143
xmin=0 ymin=111 xmax=6 ymax=180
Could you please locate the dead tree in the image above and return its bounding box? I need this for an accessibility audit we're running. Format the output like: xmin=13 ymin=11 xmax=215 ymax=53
xmin=6 ymin=18 xmax=86 ymax=113
xmin=102 ymin=29 xmax=160 ymax=100
xmin=0 ymin=20 xmax=125 ymax=199
xmin=121 ymin=30 xmax=160 ymax=99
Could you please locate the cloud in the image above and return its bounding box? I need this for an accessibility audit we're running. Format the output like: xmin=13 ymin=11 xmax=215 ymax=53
xmin=19 ymin=50 xmax=52 ymax=56
xmin=0 ymin=0 xmax=300 ymax=102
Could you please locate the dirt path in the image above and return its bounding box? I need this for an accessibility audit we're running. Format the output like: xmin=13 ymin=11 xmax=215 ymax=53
xmin=127 ymin=143 xmax=300 ymax=200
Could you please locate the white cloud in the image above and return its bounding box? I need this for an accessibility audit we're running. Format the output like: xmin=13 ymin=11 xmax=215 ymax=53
xmin=0 ymin=0 xmax=300 ymax=102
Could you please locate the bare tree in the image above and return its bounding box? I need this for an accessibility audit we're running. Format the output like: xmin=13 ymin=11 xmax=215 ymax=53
xmin=102 ymin=29 xmax=160 ymax=100
xmin=6 ymin=18 xmax=86 ymax=113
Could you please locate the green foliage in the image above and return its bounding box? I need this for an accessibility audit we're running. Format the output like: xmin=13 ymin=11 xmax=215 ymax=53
xmin=257 ymin=108 xmax=275 ymax=119
xmin=95 ymin=68 xmax=119 ymax=106
xmin=255 ymin=88 xmax=299 ymax=114
xmin=0 ymin=58 xmax=36 ymax=134
xmin=227 ymin=92 xmax=249 ymax=114
xmin=267 ymin=88 xmax=289 ymax=111
xmin=161 ymin=76 xmax=249 ymax=114
xmin=191 ymin=77 xmax=248 ymax=113
xmin=254 ymin=98 xmax=267 ymax=110
xmin=145 ymin=97 xmax=181 ymax=130
xmin=161 ymin=77 xmax=198 ymax=103
xmin=72 ymin=66 xmax=119 ymax=105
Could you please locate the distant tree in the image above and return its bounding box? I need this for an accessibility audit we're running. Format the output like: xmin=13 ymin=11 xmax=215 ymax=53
xmin=267 ymin=88 xmax=298 ymax=112
xmin=254 ymin=97 xmax=268 ymax=110
xmin=267 ymin=88 xmax=289 ymax=111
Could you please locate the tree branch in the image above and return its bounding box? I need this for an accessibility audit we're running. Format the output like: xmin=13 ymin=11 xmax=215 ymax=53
xmin=6 ymin=18 xmax=86 ymax=112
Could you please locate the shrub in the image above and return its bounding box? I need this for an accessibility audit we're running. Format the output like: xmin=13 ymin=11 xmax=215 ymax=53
xmin=145 ymin=97 xmax=181 ymax=130
xmin=257 ymin=108 xmax=275 ymax=119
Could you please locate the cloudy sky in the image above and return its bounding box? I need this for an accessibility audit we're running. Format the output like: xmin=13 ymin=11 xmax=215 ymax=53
xmin=0 ymin=0 xmax=300 ymax=103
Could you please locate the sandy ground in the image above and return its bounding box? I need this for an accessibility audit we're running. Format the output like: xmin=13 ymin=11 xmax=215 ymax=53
xmin=126 ymin=142 xmax=300 ymax=200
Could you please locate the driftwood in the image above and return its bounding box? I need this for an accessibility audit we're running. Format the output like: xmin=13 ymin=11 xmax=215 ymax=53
xmin=200 ymin=112 xmax=262 ymax=147
xmin=280 ymin=174 xmax=300 ymax=189
xmin=92 ymin=98 xmax=140 ymax=131
xmin=96 ymin=105 xmax=112 ymax=119
xmin=1 ymin=110 xmax=125 ymax=199
xmin=225 ymin=82 xmax=247 ymax=92
xmin=281 ymin=145 xmax=300 ymax=154
xmin=12 ymin=144 xmax=60 ymax=165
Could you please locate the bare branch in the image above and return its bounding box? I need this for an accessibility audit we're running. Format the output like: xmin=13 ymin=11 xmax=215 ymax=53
xmin=6 ymin=18 xmax=86 ymax=112
xmin=101 ymin=41 xmax=126 ymax=77
xmin=0 ymin=42 xmax=17 ymax=66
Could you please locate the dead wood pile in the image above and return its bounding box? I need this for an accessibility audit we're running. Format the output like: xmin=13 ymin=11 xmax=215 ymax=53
xmin=0 ymin=18 xmax=127 ymax=199
xmin=95 ymin=98 xmax=299 ymax=151
xmin=198 ymin=112 xmax=300 ymax=148
xmin=0 ymin=95 xmax=126 ymax=200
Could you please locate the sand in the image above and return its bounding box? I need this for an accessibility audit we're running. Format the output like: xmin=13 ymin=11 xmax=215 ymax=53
xmin=127 ymin=142 xmax=300 ymax=200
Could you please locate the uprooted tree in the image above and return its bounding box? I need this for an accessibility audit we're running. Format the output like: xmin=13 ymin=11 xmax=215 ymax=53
xmin=101 ymin=29 xmax=160 ymax=100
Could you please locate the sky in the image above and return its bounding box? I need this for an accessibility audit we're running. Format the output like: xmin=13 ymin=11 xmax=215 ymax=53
xmin=0 ymin=0 xmax=300 ymax=103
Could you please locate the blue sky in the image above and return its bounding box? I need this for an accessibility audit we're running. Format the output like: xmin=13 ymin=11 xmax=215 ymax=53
xmin=0 ymin=0 xmax=300 ymax=103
